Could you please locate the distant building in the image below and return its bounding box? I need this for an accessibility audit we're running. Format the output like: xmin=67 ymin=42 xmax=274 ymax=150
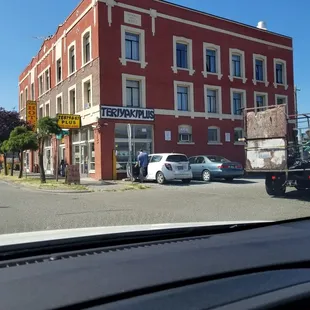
xmin=18 ymin=0 xmax=295 ymax=180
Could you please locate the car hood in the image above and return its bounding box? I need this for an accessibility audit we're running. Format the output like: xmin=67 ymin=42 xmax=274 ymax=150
xmin=0 ymin=221 xmax=273 ymax=247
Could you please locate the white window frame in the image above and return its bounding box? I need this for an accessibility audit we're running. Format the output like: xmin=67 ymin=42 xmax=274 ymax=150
xmin=30 ymin=82 xmax=35 ymax=100
xmin=202 ymin=43 xmax=222 ymax=79
xmin=275 ymin=94 xmax=288 ymax=113
xmin=254 ymin=91 xmax=268 ymax=112
xmin=45 ymin=100 xmax=50 ymax=117
xmin=38 ymin=74 xmax=44 ymax=97
xmin=56 ymin=93 xmax=63 ymax=114
xmin=39 ymin=104 xmax=44 ymax=119
xmin=44 ymin=67 xmax=51 ymax=92
xmin=68 ymin=84 xmax=77 ymax=114
xmin=234 ymin=127 xmax=244 ymax=145
xmin=20 ymin=91 xmax=23 ymax=111
xmin=25 ymin=86 xmax=28 ymax=102
xmin=230 ymin=88 xmax=247 ymax=120
xmin=67 ymin=41 xmax=76 ymax=76
xmin=81 ymin=26 xmax=92 ymax=66
xmin=174 ymin=80 xmax=194 ymax=118
xmin=122 ymin=73 xmax=146 ymax=108
xmin=177 ymin=125 xmax=194 ymax=145
xmin=208 ymin=126 xmax=222 ymax=145
xmin=82 ymin=74 xmax=93 ymax=110
xmin=55 ymin=57 xmax=62 ymax=85
xmin=120 ymin=25 xmax=147 ymax=68
xmin=172 ymin=36 xmax=195 ymax=76
xmin=229 ymin=48 xmax=246 ymax=83
xmin=204 ymin=85 xmax=222 ymax=119
xmin=252 ymin=54 xmax=269 ymax=87
xmin=273 ymin=58 xmax=288 ymax=90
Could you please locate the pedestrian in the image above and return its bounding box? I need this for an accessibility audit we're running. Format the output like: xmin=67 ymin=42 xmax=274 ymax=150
xmin=137 ymin=149 xmax=148 ymax=183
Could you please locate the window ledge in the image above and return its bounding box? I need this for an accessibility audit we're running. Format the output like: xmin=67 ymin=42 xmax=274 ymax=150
xmin=207 ymin=142 xmax=223 ymax=145
xmin=205 ymin=113 xmax=223 ymax=120
xmin=202 ymin=71 xmax=223 ymax=80
xmin=171 ymin=66 xmax=195 ymax=76
xmin=38 ymin=90 xmax=50 ymax=99
xmin=273 ymin=82 xmax=288 ymax=90
xmin=252 ymin=79 xmax=269 ymax=87
xmin=81 ymin=59 xmax=93 ymax=69
xmin=68 ymin=71 xmax=77 ymax=79
xmin=177 ymin=142 xmax=195 ymax=145
xmin=120 ymin=57 xmax=148 ymax=68
xmin=56 ymin=81 xmax=63 ymax=87
xmin=228 ymin=75 xmax=247 ymax=84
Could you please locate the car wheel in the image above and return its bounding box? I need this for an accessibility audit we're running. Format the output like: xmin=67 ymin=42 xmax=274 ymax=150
xmin=182 ymin=179 xmax=191 ymax=184
xmin=202 ymin=170 xmax=211 ymax=182
xmin=156 ymin=172 xmax=165 ymax=184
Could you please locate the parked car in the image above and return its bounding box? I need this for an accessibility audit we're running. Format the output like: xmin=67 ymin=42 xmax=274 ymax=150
xmin=129 ymin=153 xmax=193 ymax=184
xmin=189 ymin=155 xmax=244 ymax=182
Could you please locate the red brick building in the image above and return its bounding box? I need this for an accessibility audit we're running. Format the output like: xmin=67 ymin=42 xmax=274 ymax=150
xmin=18 ymin=0 xmax=294 ymax=180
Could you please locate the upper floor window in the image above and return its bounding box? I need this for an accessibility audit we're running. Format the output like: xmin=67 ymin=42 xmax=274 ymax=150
xmin=82 ymin=75 xmax=92 ymax=110
xmin=177 ymin=86 xmax=189 ymax=111
xmin=178 ymin=125 xmax=192 ymax=143
xmin=273 ymin=59 xmax=287 ymax=89
xmin=20 ymin=92 xmax=23 ymax=110
xmin=68 ymin=43 xmax=76 ymax=74
xmin=255 ymin=92 xmax=268 ymax=112
xmin=205 ymin=85 xmax=222 ymax=116
xmin=229 ymin=49 xmax=246 ymax=83
xmin=253 ymin=54 xmax=268 ymax=86
xmin=45 ymin=69 xmax=50 ymax=92
xmin=207 ymin=89 xmax=217 ymax=113
xmin=208 ymin=127 xmax=221 ymax=144
xmin=31 ymin=83 xmax=34 ymax=100
xmin=172 ymin=36 xmax=194 ymax=75
xmin=125 ymin=32 xmax=140 ymax=61
xmin=56 ymin=94 xmax=63 ymax=114
xmin=38 ymin=75 xmax=43 ymax=96
xmin=56 ymin=58 xmax=62 ymax=83
xmin=176 ymin=43 xmax=188 ymax=69
xmin=232 ymin=55 xmax=241 ymax=77
xmin=126 ymin=80 xmax=140 ymax=107
xmin=82 ymin=28 xmax=91 ymax=65
xmin=120 ymin=26 xmax=147 ymax=68
xmin=202 ymin=43 xmax=222 ymax=79
xmin=68 ymin=86 xmax=76 ymax=114
xmin=233 ymin=92 xmax=242 ymax=115
xmin=25 ymin=87 xmax=28 ymax=102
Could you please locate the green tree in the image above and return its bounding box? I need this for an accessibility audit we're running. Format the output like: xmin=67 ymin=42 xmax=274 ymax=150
xmin=36 ymin=117 xmax=61 ymax=183
xmin=7 ymin=126 xmax=38 ymax=178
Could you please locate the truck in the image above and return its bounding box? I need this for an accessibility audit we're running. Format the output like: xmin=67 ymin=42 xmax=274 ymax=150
xmin=243 ymin=104 xmax=310 ymax=197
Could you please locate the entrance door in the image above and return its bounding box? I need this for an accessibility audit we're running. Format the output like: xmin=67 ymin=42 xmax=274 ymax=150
xmin=44 ymin=148 xmax=53 ymax=174
xmin=80 ymin=144 xmax=88 ymax=177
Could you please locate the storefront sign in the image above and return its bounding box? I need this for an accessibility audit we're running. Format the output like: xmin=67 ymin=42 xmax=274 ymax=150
xmin=57 ymin=114 xmax=81 ymax=129
xmin=100 ymin=106 xmax=155 ymax=121
xmin=26 ymin=100 xmax=37 ymax=129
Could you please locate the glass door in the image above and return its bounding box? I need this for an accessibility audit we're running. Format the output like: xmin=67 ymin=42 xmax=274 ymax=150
xmin=80 ymin=144 xmax=88 ymax=176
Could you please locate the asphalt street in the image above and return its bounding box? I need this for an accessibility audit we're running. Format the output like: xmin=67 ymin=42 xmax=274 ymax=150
xmin=1 ymin=178 xmax=310 ymax=234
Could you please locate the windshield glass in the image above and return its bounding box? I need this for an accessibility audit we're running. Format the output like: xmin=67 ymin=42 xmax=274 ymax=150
xmin=0 ymin=0 xmax=308 ymax=241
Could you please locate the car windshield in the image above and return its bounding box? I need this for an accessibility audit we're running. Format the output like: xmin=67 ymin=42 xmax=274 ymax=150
xmin=207 ymin=156 xmax=230 ymax=163
xmin=0 ymin=0 xmax=308 ymax=252
xmin=166 ymin=155 xmax=188 ymax=162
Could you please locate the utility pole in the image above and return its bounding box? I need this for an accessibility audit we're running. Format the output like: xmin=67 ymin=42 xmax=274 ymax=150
xmin=294 ymin=86 xmax=301 ymax=116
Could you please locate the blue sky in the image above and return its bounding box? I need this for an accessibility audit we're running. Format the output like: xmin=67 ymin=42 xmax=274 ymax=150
xmin=1 ymin=0 xmax=307 ymax=113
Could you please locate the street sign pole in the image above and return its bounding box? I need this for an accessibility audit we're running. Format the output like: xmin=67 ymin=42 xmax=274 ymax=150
xmin=127 ymin=124 xmax=133 ymax=182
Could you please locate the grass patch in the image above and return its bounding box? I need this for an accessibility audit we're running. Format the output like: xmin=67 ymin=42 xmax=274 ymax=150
xmin=0 ymin=174 xmax=88 ymax=191
xmin=121 ymin=183 xmax=150 ymax=191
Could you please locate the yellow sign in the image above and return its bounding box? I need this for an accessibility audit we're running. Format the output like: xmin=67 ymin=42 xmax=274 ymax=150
xmin=26 ymin=101 xmax=37 ymax=129
xmin=57 ymin=114 xmax=81 ymax=129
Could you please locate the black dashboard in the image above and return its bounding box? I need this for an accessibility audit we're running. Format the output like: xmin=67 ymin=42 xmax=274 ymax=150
xmin=3 ymin=219 xmax=310 ymax=309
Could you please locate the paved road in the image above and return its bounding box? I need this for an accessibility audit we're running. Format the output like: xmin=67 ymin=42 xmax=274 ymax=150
xmin=0 ymin=178 xmax=310 ymax=234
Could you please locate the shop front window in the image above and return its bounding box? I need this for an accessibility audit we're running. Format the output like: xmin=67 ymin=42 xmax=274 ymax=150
xmin=90 ymin=142 xmax=95 ymax=171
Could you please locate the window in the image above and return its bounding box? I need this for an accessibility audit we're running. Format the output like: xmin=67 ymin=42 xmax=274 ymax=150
xmin=68 ymin=86 xmax=76 ymax=114
xmin=120 ymin=26 xmax=147 ymax=68
xmin=126 ymin=80 xmax=140 ymax=107
xmin=25 ymin=87 xmax=28 ymax=102
xmin=125 ymin=32 xmax=140 ymax=60
xmin=178 ymin=125 xmax=192 ymax=143
xmin=177 ymin=86 xmax=189 ymax=111
xmin=56 ymin=59 xmax=62 ymax=83
xmin=208 ymin=127 xmax=220 ymax=144
xmin=172 ymin=36 xmax=194 ymax=75
xmin=20 ymin=92 xmax=23 ymax=110
xmin=233 ymin=92 xmax=242 ymax=115
xmin=45 ymin=69 xmax=50 ymax=92
xmin=122 ymin=74 xmax=146 ymax=108
xmin=45 ymin=102 xmax=50 ymax=117
xmin=90 ymin=142 xmax=95 ymax=171
xmin=82 ymin=28 xmax=91 ymax=65
xmin=166 ymin=155 xmax=189 ymax=162
xmin=38 ymin=75 xmax=43 ymax=96
xmin=174 ymin=81 xmax=194 ymax=115
xmin=275 ymin=95 xmax=288 ymax=112
xmin=255 ymin=92 xmax=268 ymax=112
xmin=253 ymin=54 xmax=268 ymax=86
xmin=150 ymin=155 xmax=163 ymax=163
xmin=31 ymin=83 xmax=34 ymax=100
xmin=234 ymin=128 xmax=244 ymax=143
xmin=68 ymin=43 xmax=76 ymax=74
xmin=82 ymin=75 xmax=92 ymax=110
xmin=39 ymin=105 xmax=43 ymax=118
xmin=229 ymin=49 xmax=246 ymax=83
xmin=206 ymin=49 xmax=216 ymax=73
xmin=56 ymin=94 xmax=62 ymax=114
xmin=204 ymin=85 xmax=222 ymax=116
xmin=202 ymin=43 xmax=222 ymax=79
xmin=176 ymin=43 xmax=188 ymax=68
xmin=273 ymin=59 xmax=287 ymax=89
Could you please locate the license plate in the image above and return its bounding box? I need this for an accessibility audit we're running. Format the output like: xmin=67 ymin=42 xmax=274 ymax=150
xmin=177 ymin=166 xmax=183 ymax=170
xmin=229 ymin=165 xmax=235 ymax=169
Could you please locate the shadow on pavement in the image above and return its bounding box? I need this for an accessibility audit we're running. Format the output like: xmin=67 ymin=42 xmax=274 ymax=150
xmin=280 ymin=190 xmax=310 ymax=202
xmin=215 ymin=179 xmax=259 ymax=185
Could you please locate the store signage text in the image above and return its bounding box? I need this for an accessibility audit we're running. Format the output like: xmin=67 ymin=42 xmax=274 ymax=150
xmin=100 ymin=106 xmax=155 ymax=121
xmin=57 ymin=114 xmax=81 ymax=129
xmin=26 ymin=100 xmax=37 ymax=129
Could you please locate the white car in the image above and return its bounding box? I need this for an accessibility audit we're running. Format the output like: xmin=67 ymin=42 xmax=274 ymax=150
xmin=145 ymin=153 xmax=193 ymax=184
